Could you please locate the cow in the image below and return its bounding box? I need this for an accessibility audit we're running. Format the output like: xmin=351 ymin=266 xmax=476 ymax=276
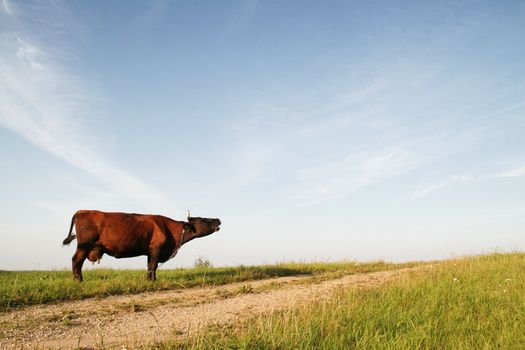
xmin=62 ymin=210 xmax=221 ymax=281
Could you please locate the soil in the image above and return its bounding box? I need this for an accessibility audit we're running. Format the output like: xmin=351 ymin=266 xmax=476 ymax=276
xmin=0 ymin=266 xmax=424 ymax=349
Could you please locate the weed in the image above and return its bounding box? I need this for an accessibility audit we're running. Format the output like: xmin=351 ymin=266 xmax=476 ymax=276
xmin=129 ymin=300 xmax=142 ymax=312
xmin=237 ymin=284 xmax=254 ymax=294
xmin=194 ymin=257 xmax=213 ymax=269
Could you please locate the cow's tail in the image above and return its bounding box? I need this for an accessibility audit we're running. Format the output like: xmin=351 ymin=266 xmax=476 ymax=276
xmin=62 ymin=213 xmax=77 ymax=246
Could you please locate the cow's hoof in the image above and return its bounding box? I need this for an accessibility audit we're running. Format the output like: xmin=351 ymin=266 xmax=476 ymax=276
xmin=73 ymin=275 xmax=83 ymax=282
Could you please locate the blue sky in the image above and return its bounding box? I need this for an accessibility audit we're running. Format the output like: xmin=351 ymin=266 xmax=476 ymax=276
xmin=1 ymin=0 xmax=524 ymax=270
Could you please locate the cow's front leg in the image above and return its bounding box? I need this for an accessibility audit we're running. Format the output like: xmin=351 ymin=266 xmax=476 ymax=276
xmin=147 ymin=254 xmax=159 ymax=281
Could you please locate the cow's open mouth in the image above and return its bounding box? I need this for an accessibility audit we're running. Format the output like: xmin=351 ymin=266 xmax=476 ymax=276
xmin=212 ymin=219 xmax=221 ymax=232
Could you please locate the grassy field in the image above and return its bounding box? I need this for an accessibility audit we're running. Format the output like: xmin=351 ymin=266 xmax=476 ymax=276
xmin=0 ymin=260 xmax=412 ymax=311
xmin=162 ymin=253 xmax=525 ymax=349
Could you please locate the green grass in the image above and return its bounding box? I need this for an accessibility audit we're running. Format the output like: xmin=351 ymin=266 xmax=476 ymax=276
xmin=164 ymin=252 xmax=525 ymax=350
xmin=0 ymin=260 xmax=411 ymax=311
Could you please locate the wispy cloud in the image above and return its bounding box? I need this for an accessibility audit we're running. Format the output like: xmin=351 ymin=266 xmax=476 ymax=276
xmin=0 ymin=4 xmax=172 ymax=210
xmin=411 ymin=174 xmax=472 ymax=199
xmin=491 ymin=101 xmax=525 ymax=117
xmin=291 ymin=148 xmax=419 ymax=206
xmin=489 ymin=165 xmax=525 ymax=179
xmin=226 ymin=69 xmax=483 ymax=207
xmin=1 ymin=0 xmax=12 ymax=15
xmin=410 ymin=156 xmax=525 ymax=200
xmin=199 ymin=2 xmax=524 ymax=210
xmin=411 ymin=181 xmax=447 ymax=199
xmin=411 ymin=162 xmax=525 ymax=200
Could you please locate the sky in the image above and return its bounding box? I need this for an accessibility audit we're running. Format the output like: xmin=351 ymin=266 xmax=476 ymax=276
xmin=1 ymin=0 xmax=524 ymax=270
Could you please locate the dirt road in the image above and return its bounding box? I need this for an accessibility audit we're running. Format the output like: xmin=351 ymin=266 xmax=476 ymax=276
xmin=0 ymin=267 xmax=422 ymax=349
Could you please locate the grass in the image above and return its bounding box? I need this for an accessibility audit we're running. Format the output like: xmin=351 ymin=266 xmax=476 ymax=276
xmin=161 ymin=252 xmax=525 ymax=350
xmin=0 ymin=260 xmax=412 ymax=311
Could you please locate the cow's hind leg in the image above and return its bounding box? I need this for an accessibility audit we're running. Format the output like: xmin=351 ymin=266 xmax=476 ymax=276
xmin=72 ymin=246 xmax=89 ymax=282
xmin=147 ymin=254 xmax=159 ymax=281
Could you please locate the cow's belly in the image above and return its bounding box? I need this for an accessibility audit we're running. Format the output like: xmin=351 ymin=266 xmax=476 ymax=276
xmin=107 ymin=249 xmax=145 ymax=259
xmin=99 ymin=232 xmax=150 ymax=258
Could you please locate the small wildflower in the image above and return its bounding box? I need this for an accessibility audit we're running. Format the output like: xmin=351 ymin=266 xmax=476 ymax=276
xmin=453 ymin=278 xmax=459 ymax=282
xmin=503 ymin=289 xmax=507 ymax=293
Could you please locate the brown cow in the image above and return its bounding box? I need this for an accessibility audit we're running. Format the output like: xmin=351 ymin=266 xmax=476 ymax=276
xmin=62 ymin=210 xmax=221 ymax=281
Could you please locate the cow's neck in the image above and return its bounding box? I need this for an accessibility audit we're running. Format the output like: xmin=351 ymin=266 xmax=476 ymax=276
xmin=181 ymin=229 xmax=200 ymax=245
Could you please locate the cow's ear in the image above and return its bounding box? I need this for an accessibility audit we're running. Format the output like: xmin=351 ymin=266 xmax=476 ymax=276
xmin=183 ymin=223 xmax=196 ymax=232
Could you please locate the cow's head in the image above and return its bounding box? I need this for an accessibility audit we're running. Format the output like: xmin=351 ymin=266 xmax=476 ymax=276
xmin=183 ymin=214 xmax=221 ymax=242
